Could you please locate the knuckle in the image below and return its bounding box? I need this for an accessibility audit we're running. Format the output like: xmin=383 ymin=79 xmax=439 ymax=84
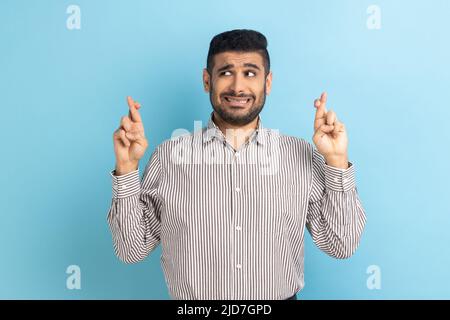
xmin=121 ymin=116 xmax=129 ymax=124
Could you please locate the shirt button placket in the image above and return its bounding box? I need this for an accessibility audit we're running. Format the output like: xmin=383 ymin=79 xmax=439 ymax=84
xmin=232 ymin=148 xmax=243 ymax=299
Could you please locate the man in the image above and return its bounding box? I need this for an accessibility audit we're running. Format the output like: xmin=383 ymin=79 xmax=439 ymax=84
xmin=108 ymin=29 xmax=366 ymax=300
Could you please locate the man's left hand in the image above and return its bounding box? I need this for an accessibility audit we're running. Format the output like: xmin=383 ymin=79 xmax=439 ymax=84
xmin=312 ymin=92 xmax=349 ymax=169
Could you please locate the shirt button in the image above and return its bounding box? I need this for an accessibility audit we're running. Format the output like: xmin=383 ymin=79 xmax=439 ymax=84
xmin=343 ymin=178 xmax=348 ymax=183
xmin=236 ymin=226 xmax=241 ymax=231
xmin=235 ymin=152 xmax=240 ymax=157
xmin=236 ymin=264 xmax=242 ymax=269
xmin=333 ymin=177 xmax=339 ymax=183
xmin=235 ymin=187 xmax=241 ymax=192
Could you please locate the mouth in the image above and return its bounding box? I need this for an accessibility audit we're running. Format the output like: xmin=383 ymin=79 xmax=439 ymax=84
xmin=223 ymin=96 xmax=253 ymax=108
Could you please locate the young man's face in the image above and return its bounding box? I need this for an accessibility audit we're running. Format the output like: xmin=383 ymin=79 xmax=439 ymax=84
xmin=203 ymin=51 xmax=272 ymax=126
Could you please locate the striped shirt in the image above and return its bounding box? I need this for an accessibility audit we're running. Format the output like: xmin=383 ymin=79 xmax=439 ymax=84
xmin=107 ymin=114 xmax=367 ymax=300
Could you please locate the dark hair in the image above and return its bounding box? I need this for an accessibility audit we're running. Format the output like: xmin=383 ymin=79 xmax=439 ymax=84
xmin=207 ymin=29 xmax=270 ymax=76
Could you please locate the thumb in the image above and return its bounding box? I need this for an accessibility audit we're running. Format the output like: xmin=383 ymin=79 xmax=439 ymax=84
xmin=316 ymin=124 xmax=334 ymax=134
xmin=126 ymin=131 xmax=148 ymax=147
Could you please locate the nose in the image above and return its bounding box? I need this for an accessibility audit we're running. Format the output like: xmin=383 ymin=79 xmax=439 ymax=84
xmin=229 ymin=73 xmax=246 ymax=94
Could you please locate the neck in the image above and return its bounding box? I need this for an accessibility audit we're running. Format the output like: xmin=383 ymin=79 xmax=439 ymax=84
xmin=212 ymin=111 xmax=259 ymax=151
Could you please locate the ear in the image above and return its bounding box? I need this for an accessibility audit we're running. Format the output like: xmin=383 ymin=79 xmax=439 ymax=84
xmin=203 ymin=68 xmax=211 ymax=92
xmin=265 ymin=71 xmax=273 ymax=95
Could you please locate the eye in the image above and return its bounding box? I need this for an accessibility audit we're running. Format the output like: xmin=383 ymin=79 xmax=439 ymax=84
xmin=220 ymin=71 xmax=232 ymax=76
xmin=246 ymin=71 xmax=256 ymax=77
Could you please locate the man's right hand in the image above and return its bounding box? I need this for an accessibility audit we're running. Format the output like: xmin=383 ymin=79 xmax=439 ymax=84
xmin=113 ymin=96 xmax=148 ymax=176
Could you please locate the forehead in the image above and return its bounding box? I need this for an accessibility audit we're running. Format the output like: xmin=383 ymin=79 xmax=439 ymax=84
xmin=212 ymin=51 xmax=264 ymax=70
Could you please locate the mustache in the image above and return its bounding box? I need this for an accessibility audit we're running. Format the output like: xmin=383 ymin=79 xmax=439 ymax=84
xmin=220 ymin=92 xmax=255 ymax=100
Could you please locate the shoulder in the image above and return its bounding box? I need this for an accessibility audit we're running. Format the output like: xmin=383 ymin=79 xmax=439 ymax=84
xmin=152 ymin=130 xmax=199 ymax=161
xmin=271 ymin=130 xmax=314 ymax=157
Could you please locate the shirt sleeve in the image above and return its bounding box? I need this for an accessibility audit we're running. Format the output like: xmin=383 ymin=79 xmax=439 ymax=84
xmin=107 ymin=147 xmax=164 ymax=264
xmin=306 ymin=147 xmax=367 ymax=259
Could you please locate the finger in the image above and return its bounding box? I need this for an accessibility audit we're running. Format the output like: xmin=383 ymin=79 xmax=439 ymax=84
xmin=113 ymin=129 xmax=121 ymax=141
xmin=314 ymin=92 xmax=328 ymax=120
xmin=127 ymin=96 xmax=142 ymax=123
xmin=134 ymin=102 xmax=141 ymax=110
xmin=320 ymin=91 xmax=327 ymax=105
xmin=120 ymin=116 xmax=132 ymax=131
xmin=314 ymin=98 xmax=321 ymax=108
xmin=316 ymin=124 xmax=334 ymax=134
xmin=119 ymin=129 xmax=130 ymax=147
xmin=315 ymin=92 xmax=328 ymax=110
xmin=314 ymin=117 xmax=326 ymax=131
xmin=332 ymin=122 xmax=345 ymax=134
xmin=314 ymin=106 xmax=328 ymax=131
xmin=126 ymin=132 xmax=148 ymax=149
xmin=314 ymin=99 xmax=326 ymax=120
xmin=125 ymin=131 xmax=144 ymax=141
xmin=326 ymin=110 xmax=337 ymax=126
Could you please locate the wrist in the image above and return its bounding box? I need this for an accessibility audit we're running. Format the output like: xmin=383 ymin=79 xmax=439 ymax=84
xmin=324 ymin=155 xmax=349 ymax=169
xmin=115 ymin=161 xmax=139 ymax=176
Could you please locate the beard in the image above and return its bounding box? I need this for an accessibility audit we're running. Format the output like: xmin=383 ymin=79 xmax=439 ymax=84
xmin=209 ymin=83 xmax=267 ymax=126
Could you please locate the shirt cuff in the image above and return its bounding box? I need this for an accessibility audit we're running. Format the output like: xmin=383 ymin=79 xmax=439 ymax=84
xmin=110 ymin=169 xmax=141 ymax=198
xmin=324 ymin=162 xmax=356 ymax=192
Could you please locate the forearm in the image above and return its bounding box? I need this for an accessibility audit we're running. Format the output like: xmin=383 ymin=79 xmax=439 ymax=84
xmin=308 ymin=149 xmax=367 ymax=259
xmin=308 ymin=190 xmax=366 ymax=259
xmin=107 ymin=169 xmax=159 ymax=263
xmin=108 ymin=196 xmax=155 ymax=264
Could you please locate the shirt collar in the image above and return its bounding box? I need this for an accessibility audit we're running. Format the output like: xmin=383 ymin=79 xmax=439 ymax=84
xmin=203 ymin=112 xmax=266 ymax=146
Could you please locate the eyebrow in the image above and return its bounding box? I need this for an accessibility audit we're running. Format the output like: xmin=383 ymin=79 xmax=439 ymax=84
xmin=216 ymin=63 xmax=261 ymax=73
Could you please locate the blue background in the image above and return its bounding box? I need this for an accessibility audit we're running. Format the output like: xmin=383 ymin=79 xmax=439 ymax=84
xmin=1 ymin=0 xmax=449 ymax=299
